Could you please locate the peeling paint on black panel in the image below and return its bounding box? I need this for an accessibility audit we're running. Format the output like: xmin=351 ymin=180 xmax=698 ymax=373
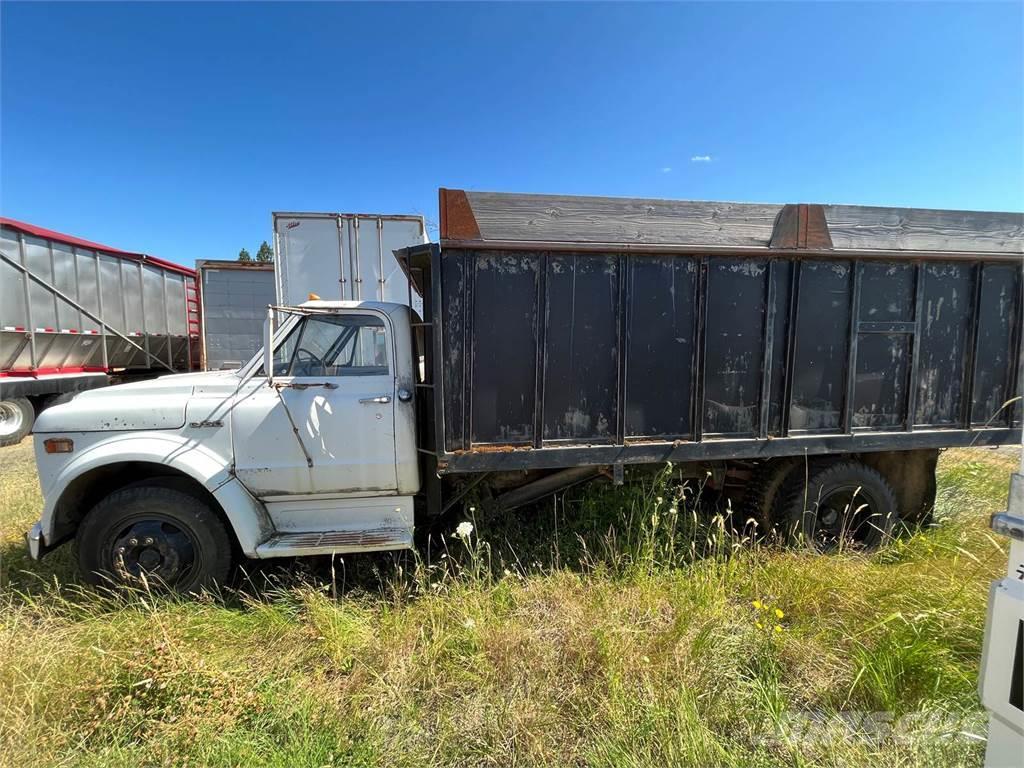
xmin=790 ymin=260 xmax=852 ymax=432
xmin=916 ymin=263 xmax=972 ymax=426
xmin=625 ymin=256 xmax=697 ymax=437
xmin=702 ymin=258 xmax=767 ymax=435
xmin=859 ymin=262 xmax=914 ymax=321
xmin=470 ymin=251 xmax=539 ymax=444
xmin=543 ymin=253 xmax=620 ymax=441
xmin=972 ymin=263 xmax=1020 ymax=426
xmin=853 ymin=333 xmax=910 ymax=428
xmin=768 ymin=261 xmax=792 ymax=434
xmin=441 ymin=252 xmax=466 ymax=450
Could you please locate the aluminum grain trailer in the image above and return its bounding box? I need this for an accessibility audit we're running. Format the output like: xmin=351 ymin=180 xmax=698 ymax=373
xmin=0 ymin=218 xmax=199 ymax=446
xmin=196 ymin=260 xmax=276 ymax=371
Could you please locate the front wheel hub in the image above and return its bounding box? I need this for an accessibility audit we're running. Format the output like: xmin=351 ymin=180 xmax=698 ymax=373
xmin=111 ymin=519 xmax=195 ymax=585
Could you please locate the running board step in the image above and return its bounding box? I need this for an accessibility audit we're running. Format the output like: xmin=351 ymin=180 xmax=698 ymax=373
xmin=254 ymin=527 xmax=413 ymax=558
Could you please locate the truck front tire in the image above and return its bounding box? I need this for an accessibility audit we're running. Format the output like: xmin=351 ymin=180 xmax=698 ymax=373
xmin=0 ymin=397 xmax=34 ymax=447
xmin=76 ymin=485 xmax=233 ymax=593
xmin=779 ymin=461 xmax=898 ymax=552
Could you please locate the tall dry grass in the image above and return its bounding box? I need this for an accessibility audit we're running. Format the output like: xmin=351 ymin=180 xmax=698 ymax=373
xmin=0 ymin=440 xmax=1016 ymax=767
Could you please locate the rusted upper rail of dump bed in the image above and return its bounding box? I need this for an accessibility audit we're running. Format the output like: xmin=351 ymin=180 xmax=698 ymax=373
xmin=403 ymin=189 xmax=1023 ymax=475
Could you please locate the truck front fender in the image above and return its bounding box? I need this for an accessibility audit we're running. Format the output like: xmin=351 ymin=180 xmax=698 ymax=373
xmin=38 ymin=431 xmax=273 ymax=557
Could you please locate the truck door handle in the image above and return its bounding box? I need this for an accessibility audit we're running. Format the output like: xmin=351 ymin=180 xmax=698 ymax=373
xmin=359 ymin=395 xmax=392 ymax=404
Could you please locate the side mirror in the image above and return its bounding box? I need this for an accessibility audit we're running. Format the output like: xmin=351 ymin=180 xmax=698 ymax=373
xmin=263 ymin=308 xmax=274 ymax=385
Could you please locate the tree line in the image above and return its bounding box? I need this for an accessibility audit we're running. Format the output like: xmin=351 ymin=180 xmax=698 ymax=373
xmin=238 ymin=241 xmax=273 ymax=262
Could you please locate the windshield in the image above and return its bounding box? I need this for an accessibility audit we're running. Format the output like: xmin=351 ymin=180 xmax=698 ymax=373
xmin=242 ymin=311 xmax=390 ymax=378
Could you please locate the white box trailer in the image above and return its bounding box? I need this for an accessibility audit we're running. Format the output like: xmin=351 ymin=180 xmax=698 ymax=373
xmin=272 ymin=213 xmax=427 ymax=310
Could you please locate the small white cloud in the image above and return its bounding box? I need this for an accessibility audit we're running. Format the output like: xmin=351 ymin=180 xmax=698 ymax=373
xmin=691 ymin=155 xmax=712 ymax=163
xmin=660 ymin=166 xmax=673 ymax=174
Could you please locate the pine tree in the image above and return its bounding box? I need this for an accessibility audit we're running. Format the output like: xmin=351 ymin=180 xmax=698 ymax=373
xmin=256 ymin=241 xmax=273 ymax=263
xmin=238 ymin=248 xmax=252 ymax=263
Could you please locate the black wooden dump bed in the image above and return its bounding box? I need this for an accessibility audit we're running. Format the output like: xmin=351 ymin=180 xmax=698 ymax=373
xmin=403 ymin=190 xmax=1023 ymax=474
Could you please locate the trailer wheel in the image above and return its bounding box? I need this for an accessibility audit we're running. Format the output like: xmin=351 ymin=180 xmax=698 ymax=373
xmin=76 ymin=485 xmax=232 ymax=593
xmin=0 ymin=397 xmax=34 ymax=447
xmin=779 ymin=461 xmax=898 ymax=552
xmin=735 ymin=458 xmax=800 ymax=537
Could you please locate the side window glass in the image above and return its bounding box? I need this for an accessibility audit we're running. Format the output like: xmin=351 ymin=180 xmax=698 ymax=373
xmin=255 ymin=320 xmax=300 ymax=376
xmin=290 ymin=315 xmax=388 ymax=377
xmin=272 ymin=323 xmax=299 ymax=375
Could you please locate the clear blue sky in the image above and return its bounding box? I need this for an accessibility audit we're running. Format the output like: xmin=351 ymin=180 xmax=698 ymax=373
xmin=2 ymin=2 xmax=1021 ymax=268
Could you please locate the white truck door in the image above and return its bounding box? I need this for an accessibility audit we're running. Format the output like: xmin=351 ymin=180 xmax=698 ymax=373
xmin=231 ymin=311 xmax=398 ymax=498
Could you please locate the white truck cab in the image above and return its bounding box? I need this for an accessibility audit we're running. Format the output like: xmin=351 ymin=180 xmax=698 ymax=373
xmin=27 ymin=301 xmax=420 ymax=592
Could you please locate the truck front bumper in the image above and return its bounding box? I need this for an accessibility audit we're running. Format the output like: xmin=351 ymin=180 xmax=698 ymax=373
xmin=25 ymin=522 xmax=45 ymax=560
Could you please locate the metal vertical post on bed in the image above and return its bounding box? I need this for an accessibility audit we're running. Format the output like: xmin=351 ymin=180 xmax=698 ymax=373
xmin=906 ymin=261 xmax=927 ymax=431
xmin=843 ymin=261 xmax=863 ymax=435
xmin=532 ymin=252 xmax=549 ymax=450
xmin=758 ymin=259 xmax=777 ymax=441
xmin=780 ymin=260 xmax=802 ymax=438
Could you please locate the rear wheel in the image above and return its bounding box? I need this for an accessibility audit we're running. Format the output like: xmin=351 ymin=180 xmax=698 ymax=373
xmin=0 ymin=397 xmax=34 ymax=447
xmin=77 ymin=485 xmax=233 ymax=593
xmin=736 ymin=458 xmax=801 ymax=537
xmin=779 ymin=461 xmax=898 ymax=552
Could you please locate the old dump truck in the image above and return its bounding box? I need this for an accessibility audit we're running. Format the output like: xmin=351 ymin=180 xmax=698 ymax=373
xmin=25 ymin=189 xmax=1023 ymax=592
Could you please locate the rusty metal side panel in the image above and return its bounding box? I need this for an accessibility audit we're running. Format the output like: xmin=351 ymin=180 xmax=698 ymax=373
xmin=972 ymin=263 xmax=1021 ymax=426
xmin=702 ymin=258 xmax=768 ymax=436
xmin=860 ymin=262 xmax=916 ymax=322
xmin=915 ymin=262 xmax=973 ymax=426
xmin=440 ymin=250 xmax=467 ymax=451
xmin=542 ymin=253 xmax=621 ymax=442
xmin=853 ymin=333 xmax=912 ymax=429
xmin=433 ymin=245 xmax=1022 ymax=471
xmin=470 ymin=251 xmax=540 ymax=444
xmin=789 ymin=260 xmax=853 ymax=433
xmin=851 ymin=262 xmax=916 ymax=429
xmin=625 ymin=256 xmax=698 ymax=438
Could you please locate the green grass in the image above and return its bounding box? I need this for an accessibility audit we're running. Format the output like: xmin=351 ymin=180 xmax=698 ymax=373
xmin=0 ymin=440 xmax=1017 ymax=767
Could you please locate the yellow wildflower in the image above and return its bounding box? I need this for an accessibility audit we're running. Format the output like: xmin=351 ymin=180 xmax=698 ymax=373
xmin=774 ymin=625 xmax=783 ymax=633
xmin=752 ymin=600 xmax=763 ymax=610
xmin=775 ymin=608 xmax=784 ymax=619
